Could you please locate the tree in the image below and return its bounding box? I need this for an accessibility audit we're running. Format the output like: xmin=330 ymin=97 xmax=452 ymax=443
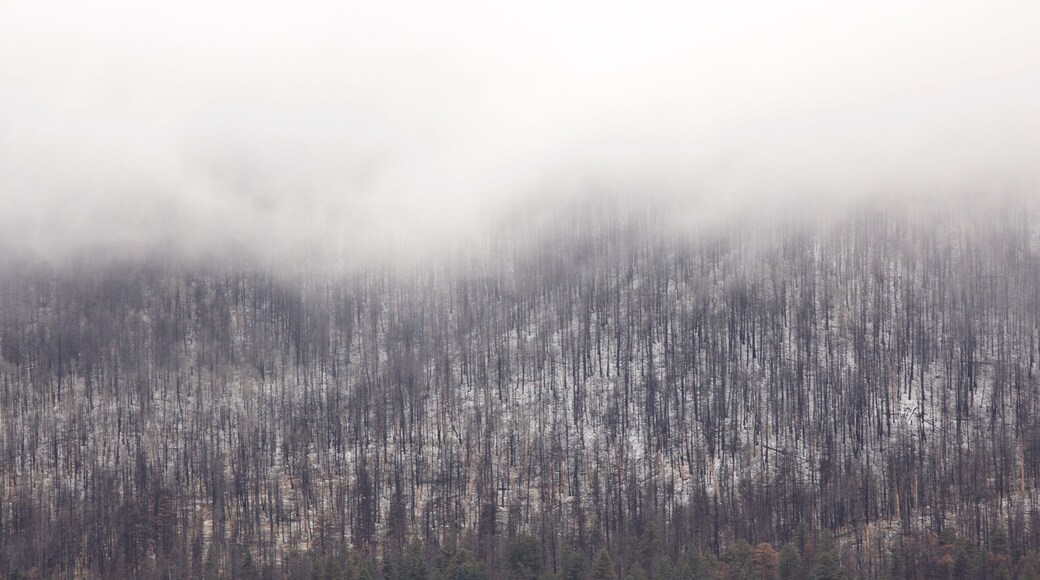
xmin=239 ymin=548 xmax=256 ymax=579
xmin=403 ymin=540 xmax=427 ymax=580
xmin=624 ymin=563 xmax=647 ymax=580
xmin=650 ymin=555 xmax=678 ymax=580
xmin=444 ymin=548 xmax=489 ymax=580
xmin=722 ymin=540 xmax=755 ymax=580
xmin=811 ymin=534 xmax=841 ymax=580
xmin=203 ymin=544 xmax=221 ymax=580
xmin=3 ymin=202 xmax=1040 ymax=578
xmin=991 ymin=527 xmax=1010 ymax=558
xmin=590 ymin=548 xmax=618 ymax=580
xmin=560 ymin=546 xmax=588 ymax=580
xmin=1018 ymin=551 xmax=1040 ymax=580
xmin=752 ymin=543 xmax=779 ymax=579
xmin=506 ymin=534 xmax=542 ymax=580
xmin=777 ymin=543 xmax=801 ymax=580
xmin=636 ymin=524 xmax=659 ymax=572
xmin=887 ymin=542 xmax=906 ymax=580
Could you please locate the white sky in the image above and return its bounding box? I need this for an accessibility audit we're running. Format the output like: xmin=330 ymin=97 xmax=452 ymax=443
xmin=1 ymin=0 xmax=1038 ymax=261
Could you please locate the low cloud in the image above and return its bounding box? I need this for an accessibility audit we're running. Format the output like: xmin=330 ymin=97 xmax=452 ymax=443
xmin=1 ymin=0 xmax=1038 ymax=264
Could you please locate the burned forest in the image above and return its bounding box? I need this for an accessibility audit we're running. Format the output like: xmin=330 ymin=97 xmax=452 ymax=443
xmin=2 ymin=201 xmax=1040 ymax=578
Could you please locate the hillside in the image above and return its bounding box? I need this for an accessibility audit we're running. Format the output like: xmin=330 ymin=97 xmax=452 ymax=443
xmin=1 ymin=201 xmax=1039 ymax=578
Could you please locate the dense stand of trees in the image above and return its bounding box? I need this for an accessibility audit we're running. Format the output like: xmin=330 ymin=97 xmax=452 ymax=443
xmin=2 ymin=200 xmax=1040 ymax=578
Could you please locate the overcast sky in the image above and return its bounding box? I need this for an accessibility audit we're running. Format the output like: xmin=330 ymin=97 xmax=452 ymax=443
xmin=1 ymin=0 xmax=1038 ymax=262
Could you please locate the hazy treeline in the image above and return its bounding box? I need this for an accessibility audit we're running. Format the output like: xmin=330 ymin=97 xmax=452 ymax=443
xmin=2 ymin=201 xmax=1040 ymax=578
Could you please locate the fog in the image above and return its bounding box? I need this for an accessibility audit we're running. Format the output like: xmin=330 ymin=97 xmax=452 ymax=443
xmin=1 ymin=0 xmax=1038 ymax=264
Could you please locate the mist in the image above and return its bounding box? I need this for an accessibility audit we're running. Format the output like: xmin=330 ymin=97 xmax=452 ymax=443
xmin=2 ymin=0 xmax=1038 ymax=264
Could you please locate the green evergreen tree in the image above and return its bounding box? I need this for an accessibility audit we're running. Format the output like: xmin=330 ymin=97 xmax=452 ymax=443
xmin=383 ymin=550 xmax=402 ymax=580
xmin=721 ymin=540 xmax=755 ymax=580
xmin=811 ymin=534 xmax=841 ymax=580
xmin=403 ymin=540 xmax=427 ymax=580
xmin=560 ymin=546 xmax=588 ymax=580
xmin=239 ymin=549 xmax=256 ymax=579
xmin=991 ymin=558 xmax=1013 ymax=580
xmin=684 ymin=552 xmax=720 ymax=580
xmin=624 ymin=563 xmax=647 ymax=580
xmin=651 ymin=555 xmax=677 ymax=580
xmin=952 ymin=539 xmax=973 ymax=580
xmin=991 ymin=527 xmax=1010 ymax=558
xmin=969 ymin=547 xmax=990 ymax=580
xmin=506 ymin=534 xmax=542 ymax=580
xmin=590 ymin=548 xmax=618 ymax=580
xmin=778 ymin=543 xmax=801 ymax=580
xmin=321 ymin=553 xmax=344 ymax=580
xmin=344 ymin=550 xmax=366 ymax=580
xmin=989 ymin=526 xmax=1014 ymax=580
xmin=203 ymin=543 xmax=221 ymax=580
xmin=444 ymin=548 xmax=489 ymax=580
xmin=636 ymin=524 xmax=659 ymax=570
xmin=356 ymin=554 xmax=379 ymax=580
xmin=1018 ymin=551 xmax=1040 ymax=580
xmin=795 ymin=524 xmax=810 ymax=555
xmin=888 ymin=542 xmax=906 ymax=580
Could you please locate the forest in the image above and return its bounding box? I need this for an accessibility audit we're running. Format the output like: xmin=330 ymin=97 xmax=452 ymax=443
xmin=2 ymin=199 xmax=1040 ymax=579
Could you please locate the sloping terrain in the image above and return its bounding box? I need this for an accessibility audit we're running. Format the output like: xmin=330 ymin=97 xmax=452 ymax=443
xmin=1 ymin=202 xmax=1039 ymax=578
